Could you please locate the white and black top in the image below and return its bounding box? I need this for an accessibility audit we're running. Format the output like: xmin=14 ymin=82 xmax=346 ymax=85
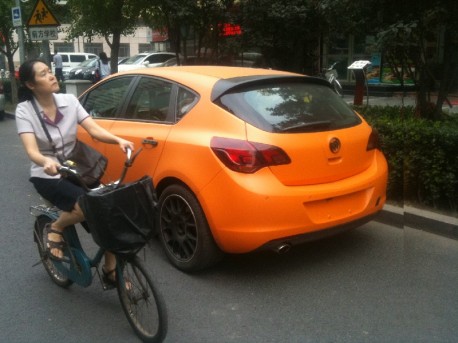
xmin=15 ymin=93 xmax=90 ymax=179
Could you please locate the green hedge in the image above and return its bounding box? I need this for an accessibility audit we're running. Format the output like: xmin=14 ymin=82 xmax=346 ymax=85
xmin=356 ymin=105 xmax=458 ymax=213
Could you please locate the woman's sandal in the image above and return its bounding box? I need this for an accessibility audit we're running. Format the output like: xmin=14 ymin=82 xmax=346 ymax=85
xmin=102 ymin=266 xmax=117 ymax=290
xmin=102 ymin=265 xmax=132 ymax=291
xmin=44 ymin=224 xmax=67 ymax=262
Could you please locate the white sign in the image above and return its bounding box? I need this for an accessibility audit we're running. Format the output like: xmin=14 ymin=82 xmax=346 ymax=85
xmin=12 ymin=7 xmax=22 ymax=27
xmin=29 ymin=26 xmax=59 ymax=41
xmin=348 ymin=60 xmax=372 ymax=70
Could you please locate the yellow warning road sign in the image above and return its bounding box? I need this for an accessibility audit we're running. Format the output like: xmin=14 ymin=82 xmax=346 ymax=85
xmin=27 ymin=0 xmax=60 ymax=26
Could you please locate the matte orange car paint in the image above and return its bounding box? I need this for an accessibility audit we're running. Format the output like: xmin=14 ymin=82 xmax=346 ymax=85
xmin=78 ymin=66 xmax=388 ymax=254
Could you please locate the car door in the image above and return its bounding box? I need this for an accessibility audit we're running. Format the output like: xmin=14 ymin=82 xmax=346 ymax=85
xmin=106 ymin=76 xmax=175 ymax=183
xmin=78 ymin=75 xmax=136 ymax=182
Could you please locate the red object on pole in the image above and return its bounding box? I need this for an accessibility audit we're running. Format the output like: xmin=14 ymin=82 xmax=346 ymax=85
xmin=348 ymin=60 xmax=371 ymax=106
xmin=353 ymin=72 xmax=365 ymax=106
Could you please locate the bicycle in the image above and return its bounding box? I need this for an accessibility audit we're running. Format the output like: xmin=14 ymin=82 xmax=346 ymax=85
xmin=320 ymin=61 xmax=344 ymax=96
xmin=30 ymin=148 xmax=167 ymax=343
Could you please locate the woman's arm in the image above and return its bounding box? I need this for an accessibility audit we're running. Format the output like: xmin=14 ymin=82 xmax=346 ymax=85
xmin=80 ymin=116 xmax=134 ymax=152
xmin=19 ymin=133 xmax=60 ymax=176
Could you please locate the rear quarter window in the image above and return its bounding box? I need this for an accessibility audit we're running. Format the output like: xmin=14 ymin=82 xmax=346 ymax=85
xmin=217 ymin=81 xmax=361 ymax=133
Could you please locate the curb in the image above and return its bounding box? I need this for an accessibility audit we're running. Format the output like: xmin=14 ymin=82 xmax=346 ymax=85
xmin=376 ymin=204 xmax=458 ymax=240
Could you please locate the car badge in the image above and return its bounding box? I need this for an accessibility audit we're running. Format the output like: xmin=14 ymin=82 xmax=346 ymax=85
xmin=329 ymin=137 xmax=341 ymax=154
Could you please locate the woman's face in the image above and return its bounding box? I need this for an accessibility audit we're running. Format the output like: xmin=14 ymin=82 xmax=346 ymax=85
xmin=27 ymin=62 xmax=60 ymax=95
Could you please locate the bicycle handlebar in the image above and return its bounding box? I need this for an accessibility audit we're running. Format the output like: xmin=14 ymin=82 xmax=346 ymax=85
xmin=58 ymin=147 xmax=142 ymax=191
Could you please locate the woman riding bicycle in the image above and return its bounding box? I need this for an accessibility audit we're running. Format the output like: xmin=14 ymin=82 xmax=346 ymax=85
xmin=15 ymin=59 xmax=134 ymax=285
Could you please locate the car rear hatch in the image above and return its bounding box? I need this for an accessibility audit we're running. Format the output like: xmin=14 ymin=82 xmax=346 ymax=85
xmin=213 ymin=76 xmax=376 ymax=186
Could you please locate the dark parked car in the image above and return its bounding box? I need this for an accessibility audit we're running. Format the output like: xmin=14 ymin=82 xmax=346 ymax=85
xmin=67 ymin=58 xmax=99 ymax=83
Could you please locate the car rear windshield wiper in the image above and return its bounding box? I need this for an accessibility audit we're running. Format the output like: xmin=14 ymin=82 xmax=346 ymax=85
xmin=279 ymin=120 xmax=332 ymax=133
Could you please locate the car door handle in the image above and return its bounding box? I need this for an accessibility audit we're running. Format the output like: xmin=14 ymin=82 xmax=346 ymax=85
xmin=142 ymin=138 xmax=158 ymax=147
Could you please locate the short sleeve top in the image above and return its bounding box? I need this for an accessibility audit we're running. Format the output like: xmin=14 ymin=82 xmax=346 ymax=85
xmin=15 ymin=93 xmax=90 ymax=179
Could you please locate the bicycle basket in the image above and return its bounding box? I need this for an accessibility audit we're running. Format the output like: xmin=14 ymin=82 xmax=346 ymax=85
xmin=79 ymin=176 xmax=157 ymax=254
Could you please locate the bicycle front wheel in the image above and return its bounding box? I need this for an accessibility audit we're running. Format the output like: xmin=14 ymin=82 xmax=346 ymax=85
xmin=116 ymin=255 xmax=167 ymax=343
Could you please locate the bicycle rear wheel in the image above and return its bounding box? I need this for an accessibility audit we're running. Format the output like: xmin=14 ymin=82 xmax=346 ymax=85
xmin=116 ymin=255 xmax=167 ymax=343
xmin=34 ymin=216 xmax=73 ymax=288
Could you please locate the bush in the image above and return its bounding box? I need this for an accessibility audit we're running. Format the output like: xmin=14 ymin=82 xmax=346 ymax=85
xmin=356 ymin=105 xmax=458 ymax=213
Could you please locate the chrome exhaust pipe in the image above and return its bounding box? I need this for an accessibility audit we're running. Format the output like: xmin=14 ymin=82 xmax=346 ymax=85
xmin=275 ymin=243 xmax=291 ymax=254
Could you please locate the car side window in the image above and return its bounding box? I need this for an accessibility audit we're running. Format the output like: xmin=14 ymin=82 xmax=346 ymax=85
xmin=145 ymin=54 xmax=173 ymax=64
xmin=70 ymin=55 xmax=86 ymax=63
xmin=176 ymin=87 xmax=198 ymax=121
xmin=124 ymin=77 xmax=173 ymax=122
xmin=82 ymin=77 xmax=134 ymax=118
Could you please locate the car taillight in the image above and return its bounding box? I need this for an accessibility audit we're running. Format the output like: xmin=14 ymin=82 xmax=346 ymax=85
xmin=211 ymin=137 xmax=291 ymax=173
xmin=366 ymin=128 xmax=381 ymax=151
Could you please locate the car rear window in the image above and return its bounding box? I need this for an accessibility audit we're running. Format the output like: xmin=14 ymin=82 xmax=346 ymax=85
xmin=217 ymin=81 xmax=361 ymax=133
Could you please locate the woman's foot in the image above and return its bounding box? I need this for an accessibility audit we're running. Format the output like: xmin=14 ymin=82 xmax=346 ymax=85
xmin=102 ymin=265 xmax=117 ymax=289
xmin=45 ymin=224 xmax=66 ymax=261
xmin=102 ymin=265 xmax=132 ymax=291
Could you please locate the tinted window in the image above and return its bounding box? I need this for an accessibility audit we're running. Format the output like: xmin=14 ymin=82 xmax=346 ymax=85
xmin=123 ymin=54 xmax=147 ymax=65
xmin=70 ymin=55 xmax=86 ymax=63
xmin=145 ymin=54 xmax=174 ymax=63
xmin=82 ymin=77 xmax=134 ymax=118
xmin=124 ymin=77 xmax=173 ymax=122
xmin=176 ymin=87 xmax=198 ymax=121
xmin=217 ymin=82 xmax=361 ymax=133
xmin=61 ymin=55 xmax=69 ymax=62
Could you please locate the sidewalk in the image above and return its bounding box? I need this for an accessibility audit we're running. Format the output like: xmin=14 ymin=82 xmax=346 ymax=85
xmin=3 ymin=95 xmax=458 ymax=239
xmin=376 ymin=203 xmax=458 ymax=240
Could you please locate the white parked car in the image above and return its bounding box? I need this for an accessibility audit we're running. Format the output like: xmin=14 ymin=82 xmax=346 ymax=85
xmin=117 ymin=52 xmax=177 ymax=72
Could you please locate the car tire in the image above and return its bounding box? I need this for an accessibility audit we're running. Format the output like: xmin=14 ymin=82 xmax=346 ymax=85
xmin=158 ymin=184 xmax=223 ymax=272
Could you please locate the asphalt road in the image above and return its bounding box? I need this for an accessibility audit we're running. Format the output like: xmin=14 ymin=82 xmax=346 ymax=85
xmin=1 ymin=117 xmax=457 ymax=343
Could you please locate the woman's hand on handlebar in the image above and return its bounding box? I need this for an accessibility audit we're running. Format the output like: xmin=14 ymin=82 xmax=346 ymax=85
xmin=118 ymin=138 xmax=134 ymax=153
xmin=43 ymin=157 xmax=61 ymax=176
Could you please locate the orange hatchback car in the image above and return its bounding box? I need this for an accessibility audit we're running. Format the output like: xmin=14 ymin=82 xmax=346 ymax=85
xmin=77 ymin=66 xmax=388 ymax=272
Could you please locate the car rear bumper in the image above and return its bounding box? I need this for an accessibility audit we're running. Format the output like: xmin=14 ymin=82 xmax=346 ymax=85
xmin=199 ymin=151 xmax=388 ymax=253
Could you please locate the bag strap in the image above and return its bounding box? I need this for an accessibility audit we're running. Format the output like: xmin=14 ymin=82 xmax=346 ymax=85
xmin=31 ymin=98 xmax=58 ymax=156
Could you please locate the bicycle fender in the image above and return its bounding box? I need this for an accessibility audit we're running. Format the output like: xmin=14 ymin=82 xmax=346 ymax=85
xmin=53 ymin=248 xmax=93 ymax=287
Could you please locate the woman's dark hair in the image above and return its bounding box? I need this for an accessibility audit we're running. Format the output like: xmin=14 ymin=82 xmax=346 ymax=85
xmin=18 ymin=59 xmax=43 ymax=102
xmin=99 ymin=51 xmax=109 ymax=65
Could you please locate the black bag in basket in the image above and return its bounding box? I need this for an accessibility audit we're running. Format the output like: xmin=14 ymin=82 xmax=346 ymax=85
xmin=79 ymin=176 xmax=157 ymax=254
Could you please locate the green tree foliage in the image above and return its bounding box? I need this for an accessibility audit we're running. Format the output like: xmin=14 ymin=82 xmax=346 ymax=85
xmin=238 ymin=0 xmax=323 ymax=73
xmin=140 ymin=0 xmax=234 ymax=64
xmin=321 ymin=0 xmax=458 ymax=120
xmin=66 ymin=0 xmax=145 ymax=73
xmin=0 ymin=0 xmax=20 ymax=104
xmin=374 ymin=1 xmax=458 ymax=120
